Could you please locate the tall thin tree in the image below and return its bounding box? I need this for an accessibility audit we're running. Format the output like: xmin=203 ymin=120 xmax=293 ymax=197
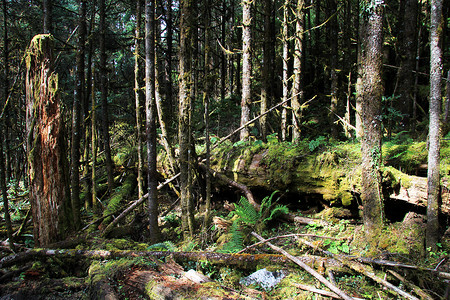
xmin=145 ymin=0 xmax=161 ymax=243
xmin=43 ymin=0 xmax=53 ymax=34
xmin=99 ymin=0 xmax=115 ymax=192
xmin=135 ymin=0 xmax=144 ymax=198
xmin=179 ymin=0 xmax=195 ymax=237
xmin=291 ymin=0 xmax=305 ymax=141
xmin=426 ymin=0 xmax=443 ymax=251
xmin=240 ymin=0 xmax=252 ymax=141
xmin=360 ymin=0 xmax=385 ymax=244
xmin=71 ymin=0 xmax=87 ymax=230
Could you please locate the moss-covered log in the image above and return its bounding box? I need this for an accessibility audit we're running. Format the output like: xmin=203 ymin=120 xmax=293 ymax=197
xmin=206 ymin=141 xmax=449 ymax=213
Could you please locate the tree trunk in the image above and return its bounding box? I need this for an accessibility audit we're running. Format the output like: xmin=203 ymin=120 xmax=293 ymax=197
xmin=71 ymin=0 xmax=86 ymax=230
xmin=202 ymin=0 xmax=212 ymax=232
xmin=179 ymin=0 xmax=195 ymax=237
xmin=281 ymin=0 xmax=290 ymax=141
xmin=260 ymin=0 xmax=273 ymax=141
xmin=99 ymin=0 xmax=115 ymax=192
xmin=145 ymin=0 xmax=161 ymax=243
xmin=426 ymin=0 xmax=443 ymax=251
xmin=395 ymin=0 xmax=418 ymax=132
xmin=360 ymin=0 xmax=385 ymax=243
xmin=135 ymin=0 xmax=144 ymax=199
xmin=355 ymin=1 xmax=364 ymax=139
xmin=240 ymin=0 xmax=252 ymax=141
xmin=291 ymin=0 xmax=304 ymax=141
xmin=43 ymin=0 xmax=52 ymax=34
xmin=25 ymin=34 xmax=70 ymax=246
xmin=327 ymin=0 xmax=339 ymax=139
xmin=1 ymin=0 xmax=14 ymax=251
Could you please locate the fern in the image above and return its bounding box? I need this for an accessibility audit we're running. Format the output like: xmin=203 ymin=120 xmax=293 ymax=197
xmin=220 ymin=220 xmax=244 ymax=253
xmin=266 ymin=204 xmax=289 ymax=222
xmin=235 ymin=196 xmax=259 ymax=225
xmin=147 ymin=241 xmax=177 ymax=252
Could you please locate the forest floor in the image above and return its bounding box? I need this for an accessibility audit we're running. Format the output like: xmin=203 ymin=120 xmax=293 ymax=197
xmin=1 ymin=137 xmax=450 ymax=299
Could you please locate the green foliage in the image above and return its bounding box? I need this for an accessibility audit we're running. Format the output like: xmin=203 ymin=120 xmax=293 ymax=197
xmin=323 ymin=239 xmax=350 ymax=254
xmin=220 ymin=220 xmax=244 ymax=253
xmin=234 ymin=197 xmax=260 ymax=225
xmin=147 ymin=241 xmax=177 ymax=252
xmin=308 ymin=136 xmax=327 ymax=152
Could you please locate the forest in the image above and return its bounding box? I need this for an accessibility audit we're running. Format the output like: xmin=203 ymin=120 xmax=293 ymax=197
xmin=1 ymin=0 xmax=450 ymax=298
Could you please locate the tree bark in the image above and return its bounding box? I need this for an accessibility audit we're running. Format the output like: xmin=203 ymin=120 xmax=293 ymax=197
xmin=426 ymin=0 xmax=443 ymax=251
xmin=1 ymin=0 xmax=14 ymax=251
xmin=240 ymin=0 xmax=252 ymax=141
xmin=145 ymin=0 xmax=161 ymax=243
xmin=395 ymin=0 xmax=418 ymax=131
xmin=99 ymin=0 xmax=115 ymax=192
xmin=134 ymin=0 xmax=144 ymax=199
xmin=71 ymin=0 xmax=86 ymax=230
xmin=179 ymin=0 xmax=195 ymax=238
xmin=360 ymin=0 xmax=385 ymax=243
xmin=25 ymin=34 xmax=70 ymax=246
xmin=281 ymin=0 xmax=290 ymax=141
xmin=291 ymin=0 xmax=304 ymax=141
xmin=260 ymin=0 xmax=273 ymax=141
xmin=43 ymin=0 xmax=52 ymax=34
xmin=327 ymin=0 xmax=339 ymax=139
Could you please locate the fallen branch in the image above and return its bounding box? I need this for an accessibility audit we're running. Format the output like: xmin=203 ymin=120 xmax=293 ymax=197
xmin=198 ymin=163 xmax=258 ymax=208
xmin=237 ymin=233 xmax=347 ymax=254
xmin=251 ymin=232 xmax=354 ymax=300
xmin=293 ymin=283 xmax=364 ymax=300
xmin=298 ymin=238 xmax=420 ymax=300
xmin=387 ymin=270 xmax=434 ymax=300
xmin=101 ymin=173 xmax=180 ymax=237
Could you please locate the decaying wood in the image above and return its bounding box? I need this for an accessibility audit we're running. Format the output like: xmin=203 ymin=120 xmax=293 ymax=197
xmin=198 ymin=162 xmax=259 ymax=208
xmin=298 ymin=238 xmax=420 ymax=300
xmin=251 ymin=232 xmax=354 ymax=300
xmin=199 ymin=163 xmax=327 ymax=226
xmin=293 ymin=283 xmax=364 ymax=300
xmin=0 ymin=248 xmax=342 ymax=271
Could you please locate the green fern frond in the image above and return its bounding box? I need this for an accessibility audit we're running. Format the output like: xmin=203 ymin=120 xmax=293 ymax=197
xmin=265 ymin=204 xmax=289 ymax=222
xmin=235 ymin=196 xmax=259 ymax=225
xmin=182 ymin=241 xmax=198 ymax=252
xmin=147 ymin=241 xmax=177 ymax=252
xmin=220 ymin=220 xmax=244 ymax=253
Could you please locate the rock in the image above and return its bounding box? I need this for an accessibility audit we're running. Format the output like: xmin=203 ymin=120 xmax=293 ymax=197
xmin=239 ymin=268 xmax=287 ymax=291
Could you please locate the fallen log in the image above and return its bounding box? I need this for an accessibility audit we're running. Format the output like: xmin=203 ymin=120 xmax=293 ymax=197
xmin=251 ymin=232 xmax=354 ymax=300
xmin=199 ymin=163 xmax=328 ymax=226
xmin=0 ymin=248 xmax=343 ymax=271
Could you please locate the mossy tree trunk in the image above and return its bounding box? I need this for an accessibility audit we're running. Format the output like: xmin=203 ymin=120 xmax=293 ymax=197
xmin=240 ymin=0 xmax=252 ymax=141
xmin=25 ymin=34 xmax=70 ymax=246
xmin=145 ymin=0 xmax=161 ymax=243
xmin=426 ymin=0 xmax=443 ymax=251
xmin=179 ymin=0 xmax=195 ymax=237
xmin=359 ymin=0 xmax=385 ymax=244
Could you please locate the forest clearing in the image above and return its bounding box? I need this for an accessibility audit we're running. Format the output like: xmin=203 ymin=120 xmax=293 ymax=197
xmin=1 ymin=0 xmax=450 ymax=299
